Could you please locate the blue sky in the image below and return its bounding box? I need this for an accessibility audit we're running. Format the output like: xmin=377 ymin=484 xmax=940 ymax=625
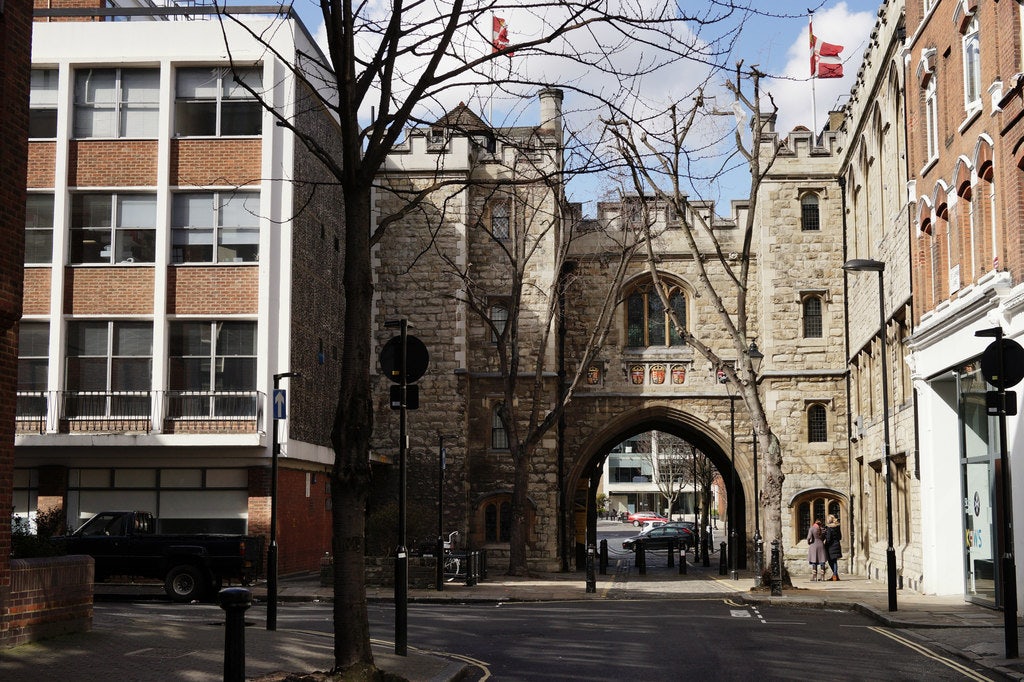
xmin=288 ymin=1 xmax=883 ymax=210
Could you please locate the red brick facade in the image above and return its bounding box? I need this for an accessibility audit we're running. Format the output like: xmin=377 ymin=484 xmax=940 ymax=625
xmin=170 ymin=139 xmax=262 ymax=187
xmin=68 ymin=140 xmax=159 ymax=187
xmin=167 ymin=265 xmax=258 ymax=314
xmin=21 ymin=268 xmax=50 ymax=316
xmin=63 ymin=267 xmax=155 ymax=315
xmin=26 ymin=142 xmax=55 ymax=188
xmin=1 ymin=0 xmax=33 ymax=646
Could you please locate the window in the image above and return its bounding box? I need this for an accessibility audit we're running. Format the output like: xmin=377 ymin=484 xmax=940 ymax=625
xmin=625 ymin=282 xmax=686 ymax=348
xmin=962 ymin=16 xmax=981 ymax=111
xmin=168 ymin=321 xmax=257 ymax=417
xmin=802 ymin=296 xmax=823 ymax=338
xmin=808 ymin=403 xmax=828 ymax=442
xmin=491 ymin=404 xmax=508 ymax=450
xmin=17 ymin=322 xmax=50 ymax=421
xmin=484 ymin=498 xmax=512 ymax=542
xmin=175 ymin=66 xmax=262 ymax=137
xmin=925 ymin=77 xmax=939 ymax=161
xmin=489 ymin=301 xmax=509 ymax=343
xmin=74 ymin=68 xmax=159 ymax=139
xmin=490 ymin=200 xmax=510 ymax=240
xmin=794 ymin=492 xmax=842 ymax=542
xmin=70 ymin=193 xmax=156 ymax=264
xmin=65 ymin=321 xmax=153 ymax=417
xmin=25 ymin=194 xmax=54 ymax=264
xmin=172 ymin=192 xmax=260 ymax=263
xmin=800 ymin=194 xmax=820 ymax=231
xmin=29 ymin=69 xmax=58 ymax=139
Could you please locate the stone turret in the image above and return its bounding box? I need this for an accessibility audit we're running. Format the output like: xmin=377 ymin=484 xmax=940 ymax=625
xmin=538 ymin=87 xmax=563 ymax=139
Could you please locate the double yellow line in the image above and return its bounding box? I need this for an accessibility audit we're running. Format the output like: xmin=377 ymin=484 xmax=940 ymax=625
xmin=868 ymin=627 xmax=994 ymax=681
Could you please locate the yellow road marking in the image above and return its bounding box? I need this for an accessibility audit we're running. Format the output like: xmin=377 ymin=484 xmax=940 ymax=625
xmin=868 ymin=627 xmax=994 ymax=681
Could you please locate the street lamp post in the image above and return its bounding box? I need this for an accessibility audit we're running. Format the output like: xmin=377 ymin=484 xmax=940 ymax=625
xmin=384 ymin=319 xmax=410 ymax=655
xmin=843 ymin=258 xmax=898 ymax=612
xmin=748 ymin=342 xmax=764 ymax=585
xmin=268 ymin=370 xmax=301 ymax=631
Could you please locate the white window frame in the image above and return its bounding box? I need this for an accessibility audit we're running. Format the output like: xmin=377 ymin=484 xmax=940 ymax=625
xmin=65 ymin=321 xmax=153 ymax=417
xmin=73 ymin=67 xmax=159 ymax=139
xmin=962 ymin=15 xmax=981 ymax=113
xmin=167 ymin=321 xmax=258 ymax=419
xmin=171 ymin=191 xmax=260 ymax=264
xmin=925 ymin=78 xmax=939 ymax=163
xmin=174 ymin=66 xmax=262 ymax=138
xmin=29 ymin=69 xmax=58 ymax=139
xmin=69 ymin=193 xmax=157 ymax=265
xmin=25 ymin=193 xmax=54 ymax=265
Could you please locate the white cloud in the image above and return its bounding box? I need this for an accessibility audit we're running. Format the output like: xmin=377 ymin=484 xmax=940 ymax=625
xmin=764 ymin=2 xmax=877 ymax=136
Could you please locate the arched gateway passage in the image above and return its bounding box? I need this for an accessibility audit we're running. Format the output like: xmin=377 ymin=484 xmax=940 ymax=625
xmin=564 ymin=403 xmax=750 ymax=572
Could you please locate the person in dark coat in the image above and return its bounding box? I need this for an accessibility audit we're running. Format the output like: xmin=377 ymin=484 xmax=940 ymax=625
xmin=824 ymin=514 xmax=843 ymax=581
xmin=806 ymin=518 xmax=827 ymax=581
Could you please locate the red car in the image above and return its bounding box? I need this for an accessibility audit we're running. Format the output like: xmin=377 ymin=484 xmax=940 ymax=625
xmin=626 ymin=511 xmax=668 ymax=527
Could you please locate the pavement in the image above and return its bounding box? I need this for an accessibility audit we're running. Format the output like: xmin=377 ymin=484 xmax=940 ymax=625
xmin=1 ymin=550 xmax=1023 ymax=681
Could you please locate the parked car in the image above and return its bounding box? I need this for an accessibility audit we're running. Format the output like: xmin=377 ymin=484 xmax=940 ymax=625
xmin=622 ymin=524 xmax=695 ymax=551
xmin=55 ymin=510 xmax=264 ymax=602
xmin=638 ymin=520 xmax=667 ymax=535
xmin=626 ymin=511 xmax=667 ymax=527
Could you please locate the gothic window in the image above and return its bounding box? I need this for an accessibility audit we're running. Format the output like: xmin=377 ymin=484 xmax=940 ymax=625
xmin=490 ymin=200 xmax=510 ymax=240
xmin=484 ymin=497 xmax=512 ymax=542
xmin=491 ymin=404 xmax=509 ymax=450
xmin=800 ymin=194 xmax=820 ymax=231
xmin=802 ymin=295 xmax=823 ymax=338
xmin=625 ymin=282 xmax=686 ymax=348
xmin=924 ymin=77 xmax=939 ymax=162
xmin=794 ymin=492 xmax=843 ymax=544
xmin=807 ymin=403 xmax=828 ymax=443
xmin=489 ymin=300 xmax=509 ymax=343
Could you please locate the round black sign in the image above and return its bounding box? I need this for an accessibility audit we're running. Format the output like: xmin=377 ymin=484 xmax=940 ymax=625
xmin=380 ymin=335 xmax=429 ymax=383
xmin=980 ymin=338 xmax=1024 ymax=389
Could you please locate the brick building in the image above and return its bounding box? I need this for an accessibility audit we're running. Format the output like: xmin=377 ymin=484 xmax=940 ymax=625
xmin=17 ymin=2 xmax=343 ymax=575
xmin=904 ymin=0 xmax=1024 ymax=607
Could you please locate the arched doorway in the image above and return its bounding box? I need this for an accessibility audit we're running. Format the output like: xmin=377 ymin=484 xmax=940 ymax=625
xmin=564 ymin=404 xmax=749 ymax=572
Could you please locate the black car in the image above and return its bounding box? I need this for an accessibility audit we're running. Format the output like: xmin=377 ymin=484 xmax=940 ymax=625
xmin=622 ymin=524 xmax=695 ymax=551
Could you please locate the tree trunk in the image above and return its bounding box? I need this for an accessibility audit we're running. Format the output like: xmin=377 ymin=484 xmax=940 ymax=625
xmin=507 ymin=448 xmax=530 ymax=576
xmin=330 ymin=190 xmax=376 ymax=671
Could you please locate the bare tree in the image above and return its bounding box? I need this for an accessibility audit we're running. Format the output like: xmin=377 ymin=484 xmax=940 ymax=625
xmin=605 ymin=65 xmax=788 ymax=548
xmin=636 ymin=432 xmax=693 ymax=520
xmin=213 ymin=1 xmax=787 ymax=673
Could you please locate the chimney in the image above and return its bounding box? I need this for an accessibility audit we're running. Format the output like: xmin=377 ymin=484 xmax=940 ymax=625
xmin=538 ymin=87 xmax=563 ymax=139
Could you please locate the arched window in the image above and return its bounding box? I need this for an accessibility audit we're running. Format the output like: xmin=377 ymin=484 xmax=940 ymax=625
xmin=801 ymin=194 xmax=820 ymax=231
xmin=802 ymin=296 xmax=823 ymax=338
xmin=794 ymin=492 xmax=843 ymax=543
xmin=962 ymin=15 xmax=981 ymax=111
xmin=484 ymin=498 xmax=512 ymax=542
xmin=491 ymin=404 xmax=508 ymax=450
xmin=625 ymin=282 xmax=687 ymax=348
xmin=808 ymin=403 xmax=828 ymax=442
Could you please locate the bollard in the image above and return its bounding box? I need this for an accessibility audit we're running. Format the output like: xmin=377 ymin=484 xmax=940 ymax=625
xmin=770 ymin=539 xmax=783 ymax=596
xmin=679 ymin=542 xmax=687 ymax=575
xmin=220 ymin=587 xmax=252 ymax=682
xmin=586 ymin=544 xmax=596 ymax=593
xmin=599 ymin=538 xmax=608 ymax=575
xmin=667 ymin=538 xmax=675 ymax=568
xmin=719 ymin=542 xmax=728 ymax=576
xmin=636 ymin=540 xmax=647 ymax=575
xmin=466 ymin=551 xmax=478 ymax=586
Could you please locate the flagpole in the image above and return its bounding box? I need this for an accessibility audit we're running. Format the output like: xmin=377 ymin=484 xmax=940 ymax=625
xmin=809 ymin=13 xmax=817 ymax=139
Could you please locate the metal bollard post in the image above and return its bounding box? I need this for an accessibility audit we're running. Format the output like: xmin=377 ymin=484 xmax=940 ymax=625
xmin=466 ymin=551 xmax=478 ymax=586
xmin=770 ymin=539 xmax=783 ymax=596
xmin=679 ymin=542 xmax=687 ymax=575
xmin=220 ymin=587 xmax=252 ymax=682
xmin=586 ymin=544 xmax=596 ymax=593
xmin=636 ymin=541 xmax=646 ymax=575
xmin=599 ymin=538 xmax=608 ymax=575
xmin=719 ymin=542 xmax=728 ymax=575
xmin=667 ymin=538 xmax=675 ymax=568
xmin=754 ymin=533 xmax=764 ymax=588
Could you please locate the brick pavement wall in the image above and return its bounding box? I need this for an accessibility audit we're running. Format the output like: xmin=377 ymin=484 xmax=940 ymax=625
xmin=0 ymin=0 xmax=32 ymax=646
xmin=0 ymin=557 xmax=93 ymax=648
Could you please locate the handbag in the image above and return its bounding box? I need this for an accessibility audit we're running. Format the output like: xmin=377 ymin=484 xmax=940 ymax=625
xmin=808 ymin=533 xmax=814 ymax=544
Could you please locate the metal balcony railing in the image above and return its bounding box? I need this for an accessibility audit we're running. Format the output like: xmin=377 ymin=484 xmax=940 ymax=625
xmin=15 ymin=390 xmax=267 ymax=435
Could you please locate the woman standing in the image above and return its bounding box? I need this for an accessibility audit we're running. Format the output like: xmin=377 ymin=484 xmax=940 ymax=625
xmin=806 ymin=518 xmax=827 ymax=581
xmin=824 ymin=514 xmax=843 ymax=581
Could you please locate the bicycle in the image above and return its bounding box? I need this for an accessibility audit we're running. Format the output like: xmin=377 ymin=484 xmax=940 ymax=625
xmin=442 ymin=531 xmax=463 ymax=580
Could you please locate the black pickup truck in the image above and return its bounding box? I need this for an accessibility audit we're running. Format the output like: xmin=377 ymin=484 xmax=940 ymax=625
xmin=57 ymin=510 xmax=264 ymax=602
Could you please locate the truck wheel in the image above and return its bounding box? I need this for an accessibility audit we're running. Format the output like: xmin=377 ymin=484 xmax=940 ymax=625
xmin=165 ymin=565 xmax=206 ymax=602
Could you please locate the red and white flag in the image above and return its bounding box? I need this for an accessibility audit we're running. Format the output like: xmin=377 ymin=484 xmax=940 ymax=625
xmin=810 ymin=22 xmax=844 ymax=79
xmin=493 ymin=16 xmax=513 ymax=55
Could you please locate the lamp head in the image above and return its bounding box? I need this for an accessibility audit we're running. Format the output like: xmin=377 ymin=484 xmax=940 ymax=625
xmin=748 ymin=341 xmax=764 ymax=374
xmin=843 ymin=258 xmax=885 ymax=273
